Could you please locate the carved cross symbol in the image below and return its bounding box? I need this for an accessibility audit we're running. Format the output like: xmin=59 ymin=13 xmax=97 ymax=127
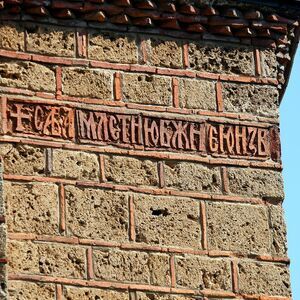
xmin=9 ymin=104 xmax=32 ymax=132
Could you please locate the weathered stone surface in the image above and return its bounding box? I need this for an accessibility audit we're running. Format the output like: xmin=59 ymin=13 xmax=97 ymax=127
xmin=238 ymin=261 xmax=291 ymax=296
xmin=0 ymin=264 xmax=6 ymax=292
xmin=227 ymin=168 xmax=284 ymax=200
xmin=0 ymin=159 xmax=3 ymax=217
xmin=5 ymin=182 xmax=58 ymax=235
xmin=134 ymin=194 xmax=201 ymax=248
xmin=261 ymin=49 xmax=278 ymax=78
xmin=222 ymin=83 xmax=279 ymax=117
xmin=179 ymin=78 xmax=216 ymax=110
xmin=146 ymin=37 xmax=183 ymax=68
xmin=63 ymin=286 xmax=129 ymax=300
xmin=136 ymin=293 xmax=197 ymax=300
xmin=269 ymin=205 xmax=288 ymax=257
xmin=189 ymin=43 xmax=255 ymax=75
xmin=94 ymin=249 xmax=170 ymax=286
xmin=207 ymin=202 xmax=270 ymax=254
xmin=65 ymin=185 xmax=128 ymax=242
xmin=26 ymin=25 xmax=75 ymax=57
xmin=9 ymin=281 xmax=55 ymax=300
xmin=8 ymin=241 xmax=85 ymax=278
xmin=62 ymin=68 xmax=112 ymax=99
xmin=52 ymin=149 xmax=99 ymax=181
xmin=164 ymin=162 xmax=221 ymax=193
xmin=0 ymin=224 xmax=6 ymax=258
xmin=0 ymin=61 xmax=55 ymax=92
xmin=0 ymin=22 xmax=24 ymax=51
xmin=89 ymin=31 xmax=138 ymax=64
xmin=2 ymin=144 xmax=45 ymax=176
xmin=175 ymin=256 xmax=231 ymax=290
xmin=123 ymin=73 xmax=172 ymax=106
xmin=105 ymin=155 xmax=158 ymax=186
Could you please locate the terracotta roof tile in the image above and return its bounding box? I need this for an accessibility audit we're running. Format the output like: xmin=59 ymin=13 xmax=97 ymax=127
xmin=0 ymin=0 xmax=298 ymax=48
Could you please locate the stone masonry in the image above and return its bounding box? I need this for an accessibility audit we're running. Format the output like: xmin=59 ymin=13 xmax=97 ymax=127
xmin=0 ymin=0 xmax=299 ymax=299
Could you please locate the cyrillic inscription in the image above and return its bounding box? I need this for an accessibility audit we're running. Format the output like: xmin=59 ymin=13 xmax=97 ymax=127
xmin=7 ymin=102 xmax=75 ymax=139
xmin=77 ymin=110 xmax=206 ymax=152
xmin=5 ymin=100 xmax=275 ymax=160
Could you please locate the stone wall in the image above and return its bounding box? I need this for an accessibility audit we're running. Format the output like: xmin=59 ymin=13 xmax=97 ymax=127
xmin=0 ymin=157 xmax=7 ymax=299
xmin=0 ymin=18 xmax=293 ymax=300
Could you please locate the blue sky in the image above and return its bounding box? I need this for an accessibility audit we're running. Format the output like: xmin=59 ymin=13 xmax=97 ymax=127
xmin=280 ymin=47 xmax=300 ymax=298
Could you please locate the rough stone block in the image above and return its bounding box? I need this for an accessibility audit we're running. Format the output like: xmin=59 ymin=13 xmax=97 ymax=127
xmin=89 ymin=31 xmax=138 ymax=64
xmin=94 ymin=249 xmax=170 ymax=286
xmin=175 ymin=256 xmax=231 ymax=290
xmin=0 ymin=224 xmax=6 ymax=258
xmin=0 ymin=264 xmax=6 ymax=287
xmin=238 ymin=261 xmax=291 ymax=296
xmin=0 ymin=61 xmax=55 ymax=92
xmin=207 ymin=202 xmax=270 ymax=254
xmin=134 ymin=194 xmax=201 ymax=248
xmin=8 ymin=241 xmax=85 ymax=278
xmin=26 ymin=24 xmax=75 ymax=57
xmin=1 ymin=144 xmax=45 ymax=176
xmin=145 ymin=37 xmax=183 ymax=68
xmin=52 ymin=149 xmax=99 ymax=181
xmin=63 ymin=286 xmax=128 ymax=300
xmin=227 ymin=168 xmax=284 ymax=201
xmin=0 ymin=159 xmax=3 ymax=217
xmin=189 ymin=42 xmax=255 ymax=75
xmin=123 ymin=73 xmax=172 ymax=106
xmin=164 ymin=162 xmax=221 ymax=193
xmin=261 ymin=49 xmax=278 ymax=78
xmin=179 ymin=78 xmax=216 ymax=110
xmin=65 ymin=185 xmax=128 ymax=242
xmin=222 ymin=83 xmax=279 ymax=118
xmin=5 ymin=182 xmax=58 ymax=235
xmin=9 ymin=281 xmax=55 ymax=300
xmin=136 ymin=293 xmax=196 ymax=300
xmin=105 ymin=155 xmax=158 ymax=186
xmin=269 ymin=205 xmax=288 ymax=257
xmin=62 ymin=68 xmax=112 ymax=99
xmin=0 ymin=22 xmax=24 ymax=51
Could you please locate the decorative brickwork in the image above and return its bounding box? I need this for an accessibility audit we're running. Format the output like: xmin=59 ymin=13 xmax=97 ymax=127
xmin=0 ymin=1 xmax=299 ymax=299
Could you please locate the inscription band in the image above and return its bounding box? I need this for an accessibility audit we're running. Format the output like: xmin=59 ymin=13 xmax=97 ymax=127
xmin=4 ymin=100 xmax=279 ymax=161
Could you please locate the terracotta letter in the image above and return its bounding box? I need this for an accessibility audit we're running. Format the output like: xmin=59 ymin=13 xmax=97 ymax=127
xmin=43 ymin=107 xmax=61 ymax=137
xmin=9 ymin=104 xmax=32 ymax=132
xmin=144 ymin=118 xmax=159 ymax=147
xmin=62 ymin=108 xmax=75 ymax=139
xmin=208 ymin=125 xmax=219 ymax=153
xmin=109 ymin=115 xmax=120 ymax=141
xmin=77 ymin=110 xmax=97 ymax=140
xmin=190 ymin=122 xmax=206 ymax=152
xmin=224 ymin=126 xmax=235 ymax=154
xmin=34 ymin=105 xmax=44 ymax=132
xmin=95 ymin=112 xmax=109 ymax=141
xmin=235 ymin=125 xmax=247 ymax=155
xmin=159 ymin=120 xmax=171 ymax=148
xmin=130 ymin=115 xmax=143 ymax=145
xmin=171 ymin=121 xmax=190 ymax=150
xmin=117 ymin=115 xmax=130 ymax=144
xmin=219 ymin=124 xmax=225 ymax=154
xmin=248 ymin=127 xmax=258 ymax=155
xmin=258 ymin=128 xmax=270 ymax=156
